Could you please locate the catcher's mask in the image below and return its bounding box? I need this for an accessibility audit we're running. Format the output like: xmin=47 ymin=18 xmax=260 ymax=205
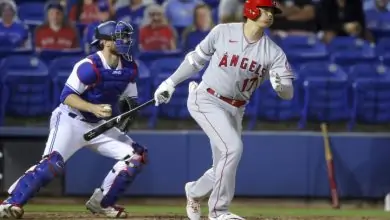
xmin=91 ymin=20 xmax=134 ymax=56
xmin=114 ymin=21 xmax=134 ymax=56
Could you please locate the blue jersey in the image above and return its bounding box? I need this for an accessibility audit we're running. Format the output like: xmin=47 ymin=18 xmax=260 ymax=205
xmin=60 ymin=51 xmax=138 ymax=123
xmin=0 ymin=21 xmax=29 ymax=49
xmin=115 ymin=5 xmax=146 ymax=28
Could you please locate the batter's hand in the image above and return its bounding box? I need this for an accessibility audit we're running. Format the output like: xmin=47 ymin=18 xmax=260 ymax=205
xmin=271 ymin=72 xmax=283 ymax=92
xmin=89 ymin=104 xmax=112 ymax=118
xmin=154 ymin=78 xmax=175 ymax=106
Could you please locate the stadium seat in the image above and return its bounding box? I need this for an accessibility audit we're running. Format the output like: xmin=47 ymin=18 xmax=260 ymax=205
xmin=148 ymin=58 xmax=200 ymax=127
xmin=376 ymin=38 xmax=390 ymax=56
xmin=299 ymin=67 xmax=349 ymax=128
xmin=349 ymin=78 xmax=390 ymax=130
xmin=211 ymin=7 xmax=219 ymax=24
xmin=137 ymin=50 xmax=184 ymax=67
xmin=348 ymin=63 xmax=390 ymax=81
xmin=37 ymin=49 xmax=85 ymax=65
xmin=18 ymin=2 xmax=45 ymax=24
xmin=247 ymin=79 xmax=301 ymax=130
xmin=0 ymin=83 xmax=5 ymax=125
xmin=278 ymin=35 xmax=325 ymax=50
xmin=0 ymin=48 xmax=34 ymax=61
xmin=0 ymin=55 xmax=51 ymax=117
xmin=298 ymin=62 xmax=346 ymax=79
xmin=383 ymin=53 xmax=390 ymax=66
xmin=134 ymin=59 xmax=153 ymax=117
xmin=279 ymin=36 xmax=329 ymax=68
xmin=327 ymin=36 xmax=375 ymax=54
xmin=149 ymin=57 xmax=183 ymax=77
xmin=330 ymin=51 xmax=377 ymax=72
xmin=49 ymin=56 xmax=83 ymax=109
xmin=286 ymin=51 xmax=329 ymax=70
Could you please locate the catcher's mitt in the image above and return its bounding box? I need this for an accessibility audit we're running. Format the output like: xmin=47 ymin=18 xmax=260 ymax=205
xmin=116 ymin=96 xmax=139 ymax=132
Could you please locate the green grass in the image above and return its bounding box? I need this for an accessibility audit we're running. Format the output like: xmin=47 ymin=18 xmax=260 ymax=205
xmin=23 ymin=204 xmax=390 ymax=217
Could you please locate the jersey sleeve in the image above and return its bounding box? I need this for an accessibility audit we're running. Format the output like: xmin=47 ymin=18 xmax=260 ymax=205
xmin=60 ymin=59 xmax=98 ymax=102
xmin=195 ymin=24 xmax=222 ymax=61
xmin=66 ymin=59 xmax=98 ymax=93
xmin=269 ymin=49 xmax=295 ymax=79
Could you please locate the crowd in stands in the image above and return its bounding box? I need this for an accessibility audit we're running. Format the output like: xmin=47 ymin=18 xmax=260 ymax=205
xmin=0 ymin=0 xmax=389 ymax=54
xmin=0 ymin=0 xmax=390 ymax=129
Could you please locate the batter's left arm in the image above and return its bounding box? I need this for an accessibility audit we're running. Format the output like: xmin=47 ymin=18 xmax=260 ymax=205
xmin=269 ymin=50 xmax=295 ymax=100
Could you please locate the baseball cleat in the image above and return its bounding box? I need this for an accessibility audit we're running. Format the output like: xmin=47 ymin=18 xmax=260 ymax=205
xmin=86 ymin=188 xmax=128 ymax=218
xmin=209 ymin=212 xmax=245 ymax=220
xmin=0 ymin=202 xmax=24 ymax=219
xmin=185 ymin=182 xmax=201 ymax=220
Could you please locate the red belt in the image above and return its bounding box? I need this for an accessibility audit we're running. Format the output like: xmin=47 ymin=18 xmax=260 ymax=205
xmin=206 ymin=88 xmax=246 ymax=107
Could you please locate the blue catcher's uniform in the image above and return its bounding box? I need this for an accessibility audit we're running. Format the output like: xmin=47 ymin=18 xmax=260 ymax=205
xmin=0 ymin=21 xmax=147 ymax=219
xmin=60 ymin=51 xmax=138 ymax=123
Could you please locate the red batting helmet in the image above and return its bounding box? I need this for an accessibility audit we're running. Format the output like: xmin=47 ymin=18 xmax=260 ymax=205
xmin=243 ymin=0 xmax=282 ymax=20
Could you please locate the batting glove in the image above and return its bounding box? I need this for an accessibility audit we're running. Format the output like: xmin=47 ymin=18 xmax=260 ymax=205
xmin=154 ymin=78 xmax=175 ymax=106
xmin=271 ymin=71 xmax=283 ymax=92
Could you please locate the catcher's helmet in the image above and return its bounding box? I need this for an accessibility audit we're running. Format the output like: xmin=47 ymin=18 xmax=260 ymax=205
xmin=243 ymin=0 xmax=282 ymax=20
xmin=91 ymin=20 xmax=134 ymax=56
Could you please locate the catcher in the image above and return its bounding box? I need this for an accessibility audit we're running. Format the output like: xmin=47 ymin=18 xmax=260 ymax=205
xmin=0 ymin=20 xmax=147 ymax=219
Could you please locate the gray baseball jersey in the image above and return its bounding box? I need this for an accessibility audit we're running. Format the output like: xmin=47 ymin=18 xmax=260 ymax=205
xmin=185 ymin=22 xmax=295 ymax=219
xmin=196 ymin=22 xmax=294 ymax=100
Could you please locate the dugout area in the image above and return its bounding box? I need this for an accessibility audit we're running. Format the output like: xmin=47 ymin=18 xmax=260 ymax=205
xmin=17 ymin=197 xmax=390 ymax=219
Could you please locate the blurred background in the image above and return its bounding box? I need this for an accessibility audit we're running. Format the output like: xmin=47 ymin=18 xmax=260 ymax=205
xmin=0 ymin=0 xmax=389 ymax=203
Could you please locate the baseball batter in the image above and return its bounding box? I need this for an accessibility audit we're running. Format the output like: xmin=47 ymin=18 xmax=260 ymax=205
xmin=0 ymin=21 xmax=148 ymax=219
xmin=154 ymin=0 xmax=295 ymax=219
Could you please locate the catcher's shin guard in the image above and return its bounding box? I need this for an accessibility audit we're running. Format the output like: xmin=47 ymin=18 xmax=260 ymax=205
xmin=5 ymin=151 xmax=64 ymax=206
xmin=100 ymin=144 xmax=147 ymax=207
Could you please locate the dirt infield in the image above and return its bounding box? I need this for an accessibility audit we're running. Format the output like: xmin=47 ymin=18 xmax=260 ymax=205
xmin=20 ymin=213 xmax=389 ymax=220
xmin=19 ymin=197 xmax=389 ymax=219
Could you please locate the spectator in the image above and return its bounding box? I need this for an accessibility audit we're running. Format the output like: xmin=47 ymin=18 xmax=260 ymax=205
xmin=364 ymin=0 xmax=390 ymax=11
xmin=35 ymin=2 xmax=80 ymax=50
xmin=319 ymin=0 xmax=375 ymax=43
xmin=182 ymin=3 xmax=213 ymax=52
xmin=69 ymin=0 xmax=100 ymax=25
xmin=270 ymin=0 xmax=317 ymax=37
xmin=83 ymin=0 xmax=112 ymax=53
xmin=218 ymin=0 xmax=245 ymax=23
xmin=115 ymin=0 xmax=147 ymax=27
xmin=139 ymin=4 xmax=176 ymax=51
xmin=0 ymin=0 xmax=30 ymax=49
xmin=163 ymin=0 xmax=202 ymax=33
xmin=365 ymin=0 xmax=390 ymax=30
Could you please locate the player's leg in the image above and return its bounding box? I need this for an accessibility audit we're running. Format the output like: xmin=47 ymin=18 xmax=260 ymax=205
xmin=0 ymin=109 xmax=84 ymax=218
xmin=84 ymin=128 xmax=146 ymax=218
xmin=187 ymin=89 xmax=244 ymax=219
xmin=186 ymin=141 xmax=220 ymax=198
xmin=185 ymin=141 xmax=220 ymax=220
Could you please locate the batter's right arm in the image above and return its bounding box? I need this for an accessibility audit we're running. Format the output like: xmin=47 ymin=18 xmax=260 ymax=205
xmin=60 ymin=60 xmax=111 ymax=118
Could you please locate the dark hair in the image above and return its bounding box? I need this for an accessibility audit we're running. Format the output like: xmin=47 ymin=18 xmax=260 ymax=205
xmin=193 ymin=3 xmax=212 ymax=26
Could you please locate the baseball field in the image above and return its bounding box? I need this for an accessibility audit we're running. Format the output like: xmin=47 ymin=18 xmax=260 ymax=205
xmin=16 ymin=197 xmax=390 ymax=219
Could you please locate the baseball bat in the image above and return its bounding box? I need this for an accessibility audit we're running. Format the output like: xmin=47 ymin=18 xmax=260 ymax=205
xmin=83 ymin=91 xmax=169 ymax=141
xmin=320 ymin=123 xmax=340 ymax=209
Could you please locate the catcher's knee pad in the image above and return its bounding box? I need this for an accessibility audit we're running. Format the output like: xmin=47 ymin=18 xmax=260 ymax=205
xmin=132 ymin=142 xmax=148 ymax=164
xmin=101 ymin=155 xmax=143 ymax=207
xmin=6 ymin=151 xmax=64 ymax=206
